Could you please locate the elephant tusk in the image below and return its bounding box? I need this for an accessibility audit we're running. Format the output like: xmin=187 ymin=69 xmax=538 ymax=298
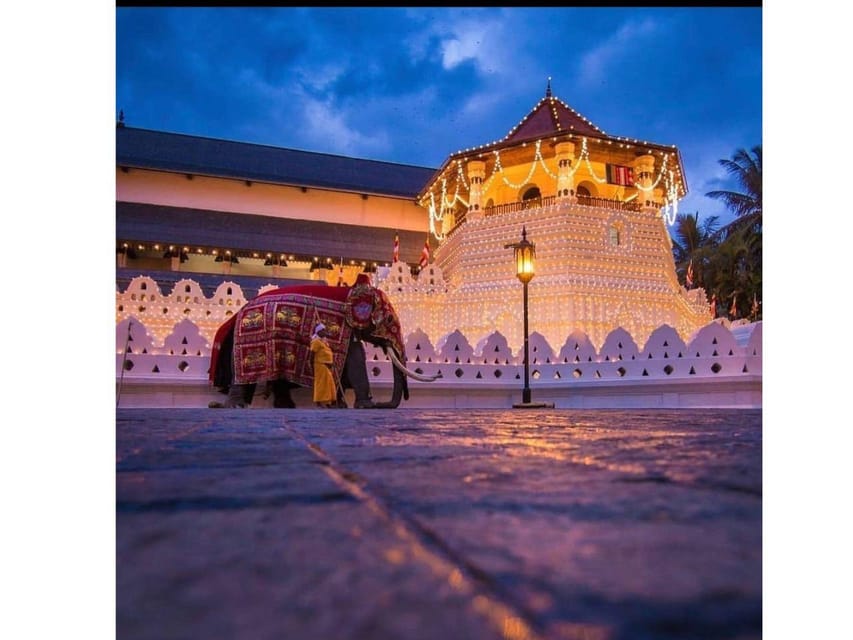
xmin=387 ymin=349 xmax=442 ymax=382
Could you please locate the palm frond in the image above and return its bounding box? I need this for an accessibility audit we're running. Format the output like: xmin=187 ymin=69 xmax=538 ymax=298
xmin=705 ymin=145 xmax=762 ymax=222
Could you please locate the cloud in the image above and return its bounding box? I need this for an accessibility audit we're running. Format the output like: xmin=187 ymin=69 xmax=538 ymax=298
xmin=576 ymin=18 xmax=659 ymax=88
xmin=115 ymin=6 xmax=760 ymax=216
xmin=300 ymin=98 xmax=391 ymax=158
xmin=296 ymin=62 xmax=347 ymax=94
xmin=405 ymin=10 xmax=510 ymax=76
xmin=440 ymin=25 xmax=490 ymax=70
xmin=677 ymin=139 xmax=750 ymax=226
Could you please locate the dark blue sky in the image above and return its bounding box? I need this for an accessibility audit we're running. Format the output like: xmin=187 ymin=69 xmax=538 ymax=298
xmin=116 ymin=7 xmax=762 ymax=227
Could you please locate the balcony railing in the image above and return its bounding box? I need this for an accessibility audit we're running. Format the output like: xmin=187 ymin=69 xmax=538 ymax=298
xmin=484 ymin=196 xmax=557 ymax=217
xmin=575 ymin=195 xmax=644 ymax=211
xmin=443 ymin=195 xmax=659 ymax=239
xmin=482 ymin=194 xmax=648 ymax=217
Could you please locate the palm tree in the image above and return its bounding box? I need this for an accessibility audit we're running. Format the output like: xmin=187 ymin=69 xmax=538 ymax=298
xmin=706 ymin=145 xmax=762 ymax=237
xmin=671 ymin=211 xmax=719 ymax=289
xmin=702 ymin=145 xmax=763 ymax=319
xmin=704 ymin=226 xmax=761 ymax=320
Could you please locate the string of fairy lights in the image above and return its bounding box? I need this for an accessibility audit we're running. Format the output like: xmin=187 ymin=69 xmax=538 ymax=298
xmin=422 ymin=135 xmax=683 ymax=241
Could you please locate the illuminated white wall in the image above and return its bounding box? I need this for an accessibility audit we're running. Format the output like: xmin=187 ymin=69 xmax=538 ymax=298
xmin=382 ymin=200 xmax=709 ymax=351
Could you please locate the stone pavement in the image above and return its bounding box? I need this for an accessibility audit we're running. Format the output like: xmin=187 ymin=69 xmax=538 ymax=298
xmin=116 ymin=408 xmax=762 ymax=640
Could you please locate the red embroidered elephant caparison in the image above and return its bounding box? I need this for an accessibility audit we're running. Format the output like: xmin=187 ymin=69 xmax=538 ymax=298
xmin=209 ymin=284 xmax=406 ymax=389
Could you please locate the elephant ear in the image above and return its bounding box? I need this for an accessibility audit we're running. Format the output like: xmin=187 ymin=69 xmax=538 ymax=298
xmin=345 ymin=283 xmax=406 ymax=360
xmin=345 ymin=282 xmax=376 ymax=330
xmin=369 ymin=288 xmax=406 ymax=361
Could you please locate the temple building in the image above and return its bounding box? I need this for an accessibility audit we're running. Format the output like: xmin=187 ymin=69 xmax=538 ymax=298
xmin=377 ymin=83 xmax=709 ymax=349
xmin=116 ymin=84 xmax=711 ymax=351
xmin=116 ymin=123 xmax=433 ymax=286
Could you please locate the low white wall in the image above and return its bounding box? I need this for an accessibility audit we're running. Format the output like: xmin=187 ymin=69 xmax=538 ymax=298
xmin=115 ymin=314 xmax=761 ymax=409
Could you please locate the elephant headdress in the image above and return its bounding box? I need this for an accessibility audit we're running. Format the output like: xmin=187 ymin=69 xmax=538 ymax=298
xmin=345 ymin=277 xmax=406 ymax=362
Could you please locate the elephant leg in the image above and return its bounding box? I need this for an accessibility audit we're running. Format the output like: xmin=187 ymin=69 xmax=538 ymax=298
xmin=271 ymin=380 xmax=296 ymax=408
xmin=228 ymin=382 xmax=255 ymax=407
xmin=209 ymin=382 xmax=254 ymax=408
xmin=243 ymin=383 xmax=257 ymax=405
xmin=344 ymin=339 xmax=374 ymax=408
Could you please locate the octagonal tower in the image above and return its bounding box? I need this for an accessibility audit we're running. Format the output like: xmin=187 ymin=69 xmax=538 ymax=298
xmin=380 ymin=83 xmax=710 ymax=350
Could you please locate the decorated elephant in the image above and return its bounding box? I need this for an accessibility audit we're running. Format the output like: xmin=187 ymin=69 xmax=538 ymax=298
xmin=208 ymin=275 xmax=438 ymax=408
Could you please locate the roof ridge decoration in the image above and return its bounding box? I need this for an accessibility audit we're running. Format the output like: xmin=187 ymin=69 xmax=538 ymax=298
xmin=504 ymin=81 xmax=605 ymax=143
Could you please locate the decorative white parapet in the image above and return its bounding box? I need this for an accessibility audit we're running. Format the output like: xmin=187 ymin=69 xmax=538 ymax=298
xmin=116 ymin=275 xmax=760 ymax=408
xmin=360 ymin=320 xmax=760 ymax=389
xmin=116 ymin=276 xmax=250 ymax=347
xmin=116 ymin=316 xmax=212 ymax=380
xmin=116 ymin=313 xmax=761 ymax=409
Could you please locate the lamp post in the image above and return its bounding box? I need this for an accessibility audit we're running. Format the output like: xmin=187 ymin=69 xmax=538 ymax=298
xmin=505 ymin=227 xmax=552 ymax=408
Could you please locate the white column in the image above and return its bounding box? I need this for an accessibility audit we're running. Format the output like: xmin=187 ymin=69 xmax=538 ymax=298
xmin=466 ymin=160 xmax=486 ymax=220
xmin=634 ymin=155 xmax=656 ymax=210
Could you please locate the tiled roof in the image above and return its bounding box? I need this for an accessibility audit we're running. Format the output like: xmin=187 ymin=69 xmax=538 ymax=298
xmin=117 ymin=202 xmax=429 ymax=265
xmin=419 ymin=87 xmax=685 ymax=200
xmin=116 ymin=126 xmax=437 ymax=199
xmin=503 ymin=95 xmax=604 ymax=143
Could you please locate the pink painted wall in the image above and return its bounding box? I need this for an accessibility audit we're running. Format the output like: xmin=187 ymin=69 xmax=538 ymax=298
xmin=116 ymin=169 xmax=429 ymax=232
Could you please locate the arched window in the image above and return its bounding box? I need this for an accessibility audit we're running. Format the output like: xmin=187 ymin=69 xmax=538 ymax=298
xmin=577 ymin=185 xmax=591 ymax=197
xmin=521 ymin=186 xmax=541 ymax=210
xmin=522 ymin=186 xmax=541 ymax=201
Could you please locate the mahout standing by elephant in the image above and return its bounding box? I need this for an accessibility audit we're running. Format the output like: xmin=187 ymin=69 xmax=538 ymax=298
xmin=208 ymin=275 xmax=439 ymax=409
xmin=309 ymin=322 xmax=337 ymax=408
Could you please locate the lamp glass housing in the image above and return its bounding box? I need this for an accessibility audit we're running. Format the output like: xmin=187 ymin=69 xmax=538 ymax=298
xmin=514 ymin=241 xmax=535 ymax=284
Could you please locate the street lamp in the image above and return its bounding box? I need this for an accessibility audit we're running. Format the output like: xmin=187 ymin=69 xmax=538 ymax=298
xmin=505 ymin=227 xmax=552 ymax=408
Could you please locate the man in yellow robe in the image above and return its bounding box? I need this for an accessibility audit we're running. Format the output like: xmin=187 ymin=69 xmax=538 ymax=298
xmin=310 ymin=323 xmax=337 ymax=407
